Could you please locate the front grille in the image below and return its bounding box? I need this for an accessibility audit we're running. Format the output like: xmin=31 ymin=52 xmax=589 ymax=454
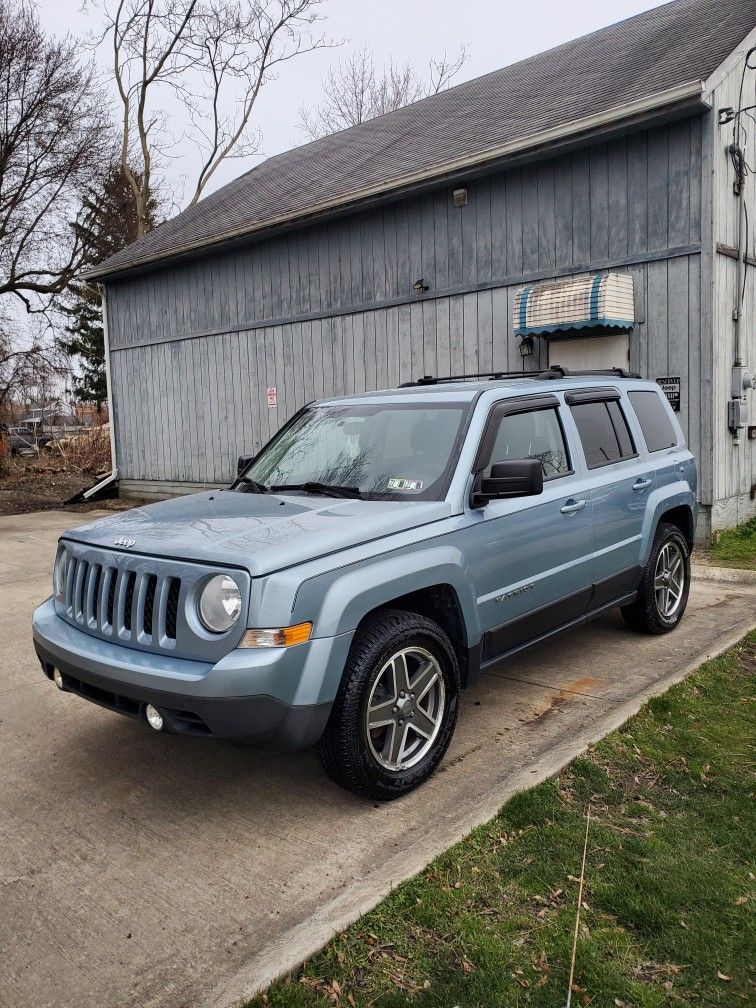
xmin=55 ymin=541 xmax=249 ymax=661
xmin=91 ymin=566 xmax=101 ymax=622
xmin=165 ymin=577 xmax=180 ymax=640
xmin=143 ymin=574 xmax=157 ymax=636
xmin=63 ymin=552 xmax=182 ymax=649
xmin=106 ymin=570 xmax=116 ymax=626
xmin=123 ymin=572 xmax=136 ymax=631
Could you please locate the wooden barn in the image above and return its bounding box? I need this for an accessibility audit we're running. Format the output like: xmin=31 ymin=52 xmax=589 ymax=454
xmin=86 ymin=0 xmax=756 ymax=540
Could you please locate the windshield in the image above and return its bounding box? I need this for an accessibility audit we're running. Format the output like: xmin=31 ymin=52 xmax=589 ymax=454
xmin=235 ymin=401 xmax=471 ymax=501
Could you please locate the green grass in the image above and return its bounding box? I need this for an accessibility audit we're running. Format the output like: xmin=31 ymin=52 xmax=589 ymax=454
xmin=709 ymin=517 xmax=756 ymax=570
xmin=249 ymin=633 xmax=756 ymax=1008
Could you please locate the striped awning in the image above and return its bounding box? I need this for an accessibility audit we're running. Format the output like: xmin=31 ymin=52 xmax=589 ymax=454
xmin=514 ymin=272 xmax=634 ymax=338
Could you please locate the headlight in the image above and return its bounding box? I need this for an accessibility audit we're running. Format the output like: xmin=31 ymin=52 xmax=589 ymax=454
xmin=54 ymin=550 xmax=68 ymax=603
xmin=198 ymin=574 xmax=242 ymax=632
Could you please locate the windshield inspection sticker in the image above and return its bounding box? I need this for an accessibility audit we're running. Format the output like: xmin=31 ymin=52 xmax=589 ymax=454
xmin=387 ymin=477 xmax=423 ymax=492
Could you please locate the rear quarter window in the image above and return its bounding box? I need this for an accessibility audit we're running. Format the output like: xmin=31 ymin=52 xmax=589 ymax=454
xmin=628 ymin=391 xmax=678 ymax=452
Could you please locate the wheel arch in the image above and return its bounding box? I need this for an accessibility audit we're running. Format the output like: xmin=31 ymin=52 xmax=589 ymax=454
xmin=291 ymin=548 xmax=482 ymax=689
xmin=352 ymin=583 xmax=479 ymax=688
xmin=640 ymin=488 xmax=696 ymax=566
xmin=656 ymin=504 xmax=695 ymax=549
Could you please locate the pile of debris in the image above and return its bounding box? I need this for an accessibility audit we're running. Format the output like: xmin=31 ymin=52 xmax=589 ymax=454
xmin=0 ymin=425 xmax=125 ymax=515
xmin=47 ymin=424 xmax=111 ymax=476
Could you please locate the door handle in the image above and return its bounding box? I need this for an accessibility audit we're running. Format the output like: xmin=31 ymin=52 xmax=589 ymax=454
xmin=633 ymin=478 xmax=652 ymax=492
xmin=560 ymin=498 xmax=586 ymax=515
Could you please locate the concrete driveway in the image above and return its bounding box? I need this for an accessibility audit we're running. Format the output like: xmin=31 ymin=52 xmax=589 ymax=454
xmin=1 ymin=510 xmax=753 ymax=1008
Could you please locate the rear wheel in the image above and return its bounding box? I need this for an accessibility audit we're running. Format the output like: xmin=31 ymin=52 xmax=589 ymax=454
xmin=317 ymin=610 xmax=459 ymax=800
xmin=621 ymin=522 xmax=690 ymax=634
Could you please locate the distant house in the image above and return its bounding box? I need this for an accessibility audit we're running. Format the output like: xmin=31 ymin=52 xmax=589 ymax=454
xmin=22 ymin=401 xmax=80 ymax=431
xmin=86 ymin=0 xmax=756 ymax=540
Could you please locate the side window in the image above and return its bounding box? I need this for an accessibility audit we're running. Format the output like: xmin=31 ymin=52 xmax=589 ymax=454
xmin=570 ymin=399 xmax=635 ymax=469
xmin=607 ymin=400 xmax=635 ymax=457
xmin=628 ymin=391 xmax=678 ymax=452
xmin=485 ymin=407 xmax=571 ymax=480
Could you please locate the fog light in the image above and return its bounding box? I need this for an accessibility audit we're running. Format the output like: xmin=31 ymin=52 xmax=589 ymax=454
xmin=145 ymin=704 xmax=164 ymax=731
xmin=53 ymin=668 xmax=64 ymax=690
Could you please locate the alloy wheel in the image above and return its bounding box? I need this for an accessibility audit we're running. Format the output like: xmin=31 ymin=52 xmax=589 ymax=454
xmin=654 ymin=541 xmax=685 ymax=618
xmin=365 ymin=646 xmax=446 ymax=771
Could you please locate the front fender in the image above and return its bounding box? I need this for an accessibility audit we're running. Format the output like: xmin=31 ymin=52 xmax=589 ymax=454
xmin=291 ymin=544 xmax=481 ymax=645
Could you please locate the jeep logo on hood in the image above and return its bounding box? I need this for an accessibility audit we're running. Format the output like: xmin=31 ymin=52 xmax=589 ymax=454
xmin=114 ymin=536 xmax=136 ymax=549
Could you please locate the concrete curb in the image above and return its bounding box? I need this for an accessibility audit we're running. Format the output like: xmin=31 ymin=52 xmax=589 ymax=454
xmin=208 ymin=617 xmax=756 ymax=1008
xmin=692 ymin=562 xmax=756 ymax=587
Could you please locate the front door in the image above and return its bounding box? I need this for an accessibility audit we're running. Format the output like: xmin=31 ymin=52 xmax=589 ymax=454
xmin=463 ymin=396 xmax=594 ymax=664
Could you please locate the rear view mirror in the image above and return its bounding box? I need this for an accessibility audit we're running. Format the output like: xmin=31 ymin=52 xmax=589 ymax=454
xmin=237 ymin=454 xmax=254 ymax=474
xmin=471 ymin=458 xmax=543 ymax=507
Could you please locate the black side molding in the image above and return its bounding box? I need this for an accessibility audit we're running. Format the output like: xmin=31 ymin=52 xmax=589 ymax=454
xmin=477 ymin=565 xmax=644 ymax=668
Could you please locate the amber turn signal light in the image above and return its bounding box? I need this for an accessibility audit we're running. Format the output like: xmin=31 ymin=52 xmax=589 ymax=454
xmin=239 ymin=622 xmax=313 ymax=648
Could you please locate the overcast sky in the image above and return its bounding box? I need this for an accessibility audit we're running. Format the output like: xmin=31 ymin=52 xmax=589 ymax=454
xmin=42 ymin=0 xmax=667 ymax=205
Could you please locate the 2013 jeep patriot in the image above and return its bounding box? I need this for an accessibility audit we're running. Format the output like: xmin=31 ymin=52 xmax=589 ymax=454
xmin=32 ymin=367 xmax=697 ymax=799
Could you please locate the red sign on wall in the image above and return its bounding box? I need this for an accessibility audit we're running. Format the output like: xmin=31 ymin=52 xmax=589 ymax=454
xmin=266 ymin=386 xmax=277 ymax=408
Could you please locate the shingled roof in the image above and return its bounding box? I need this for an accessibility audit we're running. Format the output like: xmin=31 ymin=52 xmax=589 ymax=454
xmin=90 ymin=0 xmax=756 ymax=279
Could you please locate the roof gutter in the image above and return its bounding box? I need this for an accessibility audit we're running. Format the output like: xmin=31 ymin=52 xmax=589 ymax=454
xmin=85 ymin=78 xmax=707 ymax=281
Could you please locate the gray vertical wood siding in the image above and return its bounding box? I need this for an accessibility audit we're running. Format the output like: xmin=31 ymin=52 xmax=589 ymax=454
xmin=110 ymin=254 xmax=702 ymax=487
xmin=107 ymin=117 xmax=707 ymax=489
xmin=704 ymin=27 xmax=756 ymax=527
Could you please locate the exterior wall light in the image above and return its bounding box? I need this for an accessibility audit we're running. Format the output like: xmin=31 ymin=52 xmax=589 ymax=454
xmin=452 ymin=187 xmax=468 ymax=207
xmin=412 ymin=279 xmax=429 ymax=292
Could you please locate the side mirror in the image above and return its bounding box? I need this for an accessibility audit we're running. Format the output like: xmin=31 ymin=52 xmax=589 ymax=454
xmin=471 ymin=458 xmax=543 ymax=508
xmin=237 ymin=454 xmax=254 ymax=474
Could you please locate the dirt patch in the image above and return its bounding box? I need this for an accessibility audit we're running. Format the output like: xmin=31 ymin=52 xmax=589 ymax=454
xmin=564 ymin=675 xmax=598 ymax=692
xmin=0 ymin=456 xmax=133 ymax=516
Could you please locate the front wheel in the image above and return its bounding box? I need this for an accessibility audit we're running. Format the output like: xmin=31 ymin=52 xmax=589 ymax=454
xmin=621 ymin=522 xmax=691 ymax=634
xmin=317 ymin=610 xmax=459 ymax=800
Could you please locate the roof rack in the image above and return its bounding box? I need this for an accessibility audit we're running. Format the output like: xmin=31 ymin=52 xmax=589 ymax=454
xmin=400 ymin=365 xmax=641 ymax=387
xmin=543 ymin=364 xmax=642 ymax=379
xmin=399 ymin=370 xmax=534 ymax=386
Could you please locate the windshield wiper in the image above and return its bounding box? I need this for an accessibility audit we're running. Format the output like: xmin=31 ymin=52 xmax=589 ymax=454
xmin=269 ymin=481 xmax=363 ymax=499
xmin=234 ymin=476 xmax=269 ymax=494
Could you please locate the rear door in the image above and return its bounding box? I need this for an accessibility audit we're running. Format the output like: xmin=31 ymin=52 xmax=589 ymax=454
xmin=564 ymin=387 xmax=654 ymax=609
xmin=626 ymin=388 xmax=689 ymax=493
xmin=464 ymin=394 xmax=594 ymax=663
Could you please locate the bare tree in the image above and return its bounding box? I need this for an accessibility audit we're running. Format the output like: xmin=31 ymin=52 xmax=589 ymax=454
xmin=0 ymin=325 xmax=67 ymax=423
xmin=299 ymin=44 xmax=468 ymax=141
xmin=0 ymin=0 xmax=110 ymax=313
xmin=93 ymin=0 xmax=330 ymax=236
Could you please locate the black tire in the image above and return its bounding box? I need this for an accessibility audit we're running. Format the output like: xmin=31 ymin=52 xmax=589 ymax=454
xmin=317 ymin=609 xmax=459 ymax=800
xmin=621 ymin=522 xmax=691 ymax=634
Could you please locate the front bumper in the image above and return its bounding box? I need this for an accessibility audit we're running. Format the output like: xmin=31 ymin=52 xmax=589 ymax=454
xmin=32 ymin=598 xmax=351 ymax=747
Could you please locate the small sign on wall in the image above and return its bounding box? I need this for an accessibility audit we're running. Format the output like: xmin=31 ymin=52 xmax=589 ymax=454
xmin=656 ymin=376 xmax=681 ymax=412
xmin=266 ymin=386 xmax=277 ymax=408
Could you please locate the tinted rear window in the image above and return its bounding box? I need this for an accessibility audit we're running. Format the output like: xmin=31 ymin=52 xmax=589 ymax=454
xmin=628 ymin=391 xmax=678 ymax=452
xmin=570 ymin=400 xmax=635 ymax=469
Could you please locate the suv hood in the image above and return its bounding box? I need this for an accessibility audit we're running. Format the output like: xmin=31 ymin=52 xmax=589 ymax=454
xmin=65 ymin=490 xmax=453 ymax=576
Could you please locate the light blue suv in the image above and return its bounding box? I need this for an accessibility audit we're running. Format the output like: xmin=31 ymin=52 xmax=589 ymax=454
xmin=32 ymin=367 xmax=697 ymax=799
